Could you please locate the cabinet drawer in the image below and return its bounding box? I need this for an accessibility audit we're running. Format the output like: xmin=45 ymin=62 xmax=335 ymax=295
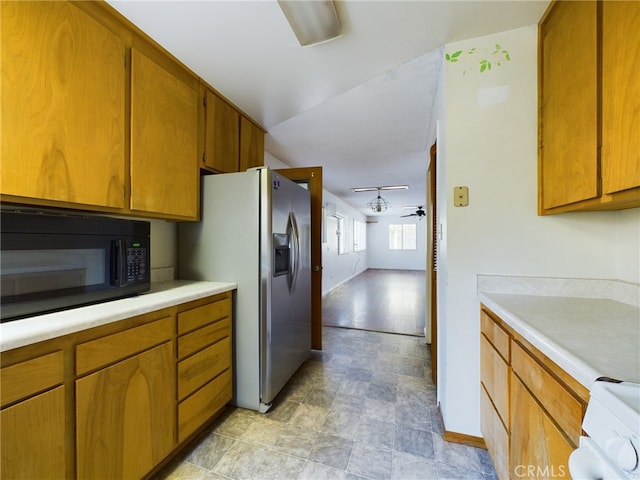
xmin=480 ymin=385 xmax=509 ymax=480
xmin=178 ymin=337 xmax=231 ymax=400
xmin=178 ymin=317 xmax=231 ymax=360
xmin=178 ymin=293 xmax=231 ymax=335
xmin=1 ymin=351 xmax=64 ymax=407
xmin=76 ymin=316 xmax=173 ymax=375
xmin=178 ymin=369 xmax=232 ymax=442
xmin=511 ymin=341 xmax=583 ymax=443
xmin=480 ymin=335 xmax=509 ymax=427
xmin=481 ymin=310 xmax=510 ymax=361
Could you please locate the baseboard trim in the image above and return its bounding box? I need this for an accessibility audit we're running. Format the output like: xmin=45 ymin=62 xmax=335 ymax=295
xmin=437 ymin=404 xmax=486 ymax=449
xmin=322 ymin=269 xmax=367 ymax=298
xmin=442 ymin=431 xmax=486 ymax=449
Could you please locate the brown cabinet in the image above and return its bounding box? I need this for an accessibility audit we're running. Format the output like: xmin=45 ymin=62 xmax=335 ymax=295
xmin=0 ymin=1 xmax=126 ymax=209
xmin=0 ymin=351 xmax=66 ymax=479
xmin=0 ymin=291 xmax=234 ymax=479
xmin=130 ymin=48 xmax=199 ymax=219
xmin=240 ymin=116 xmax=265 ymax=171
xmin=199 ymin=84 xmax=265 ymax=174
xmin=1 ymin=1 xmax=200 ymax=220
xmin=177 ymin=293 xmax=233 ymax=442
xmin=539 ymin=0 xmax=640 ymax=214
xmin=201 ymin=87 xmax=240 ymax=173
xmin=601 ymin=1 xmax=640 ymax=197
xmin=479 ymin=306 xmax=588 ymax=480
xmin=510 ymin=344 xmax=580 ymax=480
xmin=479 ymin=311 xmax=510 ymax=480
xmin=75 ymin=317 xmax=175 ymax=479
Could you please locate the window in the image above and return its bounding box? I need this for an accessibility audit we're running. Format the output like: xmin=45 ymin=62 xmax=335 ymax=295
xmin=353 ymin=219 xmax=366 ymax=252
xmin=389 ymin=224 xmax=417 ymax=250
xmin=335 ymin=214 xmax=348 ymax=255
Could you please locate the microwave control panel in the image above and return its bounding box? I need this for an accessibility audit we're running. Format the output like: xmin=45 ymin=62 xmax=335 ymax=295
xmin=126 ymin=244 xmax=148 ymax=282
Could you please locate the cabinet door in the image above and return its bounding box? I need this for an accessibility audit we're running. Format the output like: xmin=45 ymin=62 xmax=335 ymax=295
xmin=1 ymin=1 xmax=125 ymax=208
xmin=240 ymin=116 xmax=264 ymax=171
xmin=204 ymin=90 xmax=240 ymax=173
xmin=1 ymin=387 xmax=66 ymax=479
xmin=510 ymin=375 xmax=573 ymax=480
xmin=540 ymin=1 xmax=598 ymax=209
xmin=601 ymin=1 xmax=640 ymax=195
xmin=76 ymin=342 xmax=175 ymax=479
xmin=480 ymin=386 xmax=509 ymax=480
xmin=130 ymin=48 xmax=198 ymax=219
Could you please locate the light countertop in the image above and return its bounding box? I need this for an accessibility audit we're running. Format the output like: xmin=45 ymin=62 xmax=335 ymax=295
xmin=478 ymin=275 xmax=640 ymax=390
xmin=0 ymin=280 xmax=236 ymax=352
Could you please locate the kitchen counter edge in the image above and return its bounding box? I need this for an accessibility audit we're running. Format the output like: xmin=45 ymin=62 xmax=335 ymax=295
xmin=0 ymin=280 xmax=237 ymax=352
xmin=478 ymin=291 xmax=639 ymax=390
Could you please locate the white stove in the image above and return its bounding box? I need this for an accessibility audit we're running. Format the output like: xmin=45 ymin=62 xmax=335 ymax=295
xmin=569 ymin=379 xmax=640 ymax=479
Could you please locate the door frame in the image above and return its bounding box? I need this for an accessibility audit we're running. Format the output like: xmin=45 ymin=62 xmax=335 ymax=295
xmin=277 ymin=167 xmax=323 ymax=350
xmin=428 ymin=143 xmax=437 ymax=384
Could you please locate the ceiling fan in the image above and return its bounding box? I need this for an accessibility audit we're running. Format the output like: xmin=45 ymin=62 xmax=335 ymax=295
xmin=401 ymin=206 xmax=426 ymax=218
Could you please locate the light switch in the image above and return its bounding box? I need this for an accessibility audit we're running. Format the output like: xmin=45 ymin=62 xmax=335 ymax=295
xmin=454 ymin=186 xmax=469 ymax=207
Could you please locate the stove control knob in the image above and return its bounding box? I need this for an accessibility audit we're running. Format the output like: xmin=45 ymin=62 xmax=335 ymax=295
xmin=604 ymin=437 xmax=638 ymax=472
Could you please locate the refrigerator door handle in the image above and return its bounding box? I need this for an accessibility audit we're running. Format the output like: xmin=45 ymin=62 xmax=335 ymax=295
xmin=287 ymin=212 xmax=300 ymax=293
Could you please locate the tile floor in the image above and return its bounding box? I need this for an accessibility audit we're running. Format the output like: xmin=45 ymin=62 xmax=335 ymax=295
xmin=157 ymin=326 xmax=497 ymax=479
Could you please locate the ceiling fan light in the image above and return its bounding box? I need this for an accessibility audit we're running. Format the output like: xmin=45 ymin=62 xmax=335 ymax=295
xmin=277 ymin=0 xmax=342 ymax=47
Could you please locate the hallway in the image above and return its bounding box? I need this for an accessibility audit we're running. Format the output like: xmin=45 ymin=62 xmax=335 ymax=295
xmin=323 ymin=269 xmax=427 ymax=337
xmin=158 ymin=327 xmax=496 ymax=479
xmin=158 ymin=269 xmax=496 ymax=479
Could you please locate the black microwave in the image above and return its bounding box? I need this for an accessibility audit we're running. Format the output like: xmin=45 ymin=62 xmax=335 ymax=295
xmin=0 ymin=207 xmax=150 ymax=322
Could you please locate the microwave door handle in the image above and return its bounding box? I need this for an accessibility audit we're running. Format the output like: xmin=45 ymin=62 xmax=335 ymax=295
xmin=111 ymin=239 xmax=126 ymax=287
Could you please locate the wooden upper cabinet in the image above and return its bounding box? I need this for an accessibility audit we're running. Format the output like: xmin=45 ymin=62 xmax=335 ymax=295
xmin=202 ymin=88 xmax=240 ymax=173
xmin=539 ymin=0 xmax=640 ymax=214
xmin=240 ymin=116 xmax=265 ymax=171
xmin=601 ymin=1 xmax=640 ymax=195
xmin=539 ymin=1 xmax=598 ymax=211
xmin=0 ymin=1 xmax=126 ymax=208
xmin=130 ymin=48 xmax=199 ymax=219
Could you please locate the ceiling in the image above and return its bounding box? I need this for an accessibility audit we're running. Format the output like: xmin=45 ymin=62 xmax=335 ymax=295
xmin=107 ymin=0 xmax=549 ymax=217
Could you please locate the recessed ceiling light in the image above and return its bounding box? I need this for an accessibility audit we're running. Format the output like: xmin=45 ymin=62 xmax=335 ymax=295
xmin=277 ymin=0 xmax=342 ymax=47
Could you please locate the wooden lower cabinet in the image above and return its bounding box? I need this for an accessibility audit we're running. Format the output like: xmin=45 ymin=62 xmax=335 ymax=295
xmin=176 ymin=293 xmax=233 ymax=442
xmin=480 ymin=385 xmax=509 ymax=480
xmin=1 ymin=387 xmax=66 ymax=480
xmin=0 ymin=290 xmax=234 ymax=479
xmin=480 ymin=306 xmax=587 ymax=480
xmin=0 ymin=350 xmax=66 ymax=479
xmin=480 ymin=311 xmax=510 ymax=480
xmin=510 ymin=375 xmax=573 ymax=480
xmin=76 ymin=342 xmax=175 ymax=479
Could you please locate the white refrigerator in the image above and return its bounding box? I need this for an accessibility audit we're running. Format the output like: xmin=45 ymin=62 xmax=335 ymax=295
xmin=178 ymin=167 xmax=311 ymax=412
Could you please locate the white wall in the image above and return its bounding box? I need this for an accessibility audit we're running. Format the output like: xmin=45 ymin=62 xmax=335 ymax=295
xmin=150 ymin=219 xmax=177 ymax=274
xmin=438 ymin=25 xmax=640 ymax=437
xmin=322 ymin=190 xmax=369 ymax=295
xmin=367 ymin=216 xmax=427 ymax=271
xmin=264 ymin=153 xmax=369 ymax=295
